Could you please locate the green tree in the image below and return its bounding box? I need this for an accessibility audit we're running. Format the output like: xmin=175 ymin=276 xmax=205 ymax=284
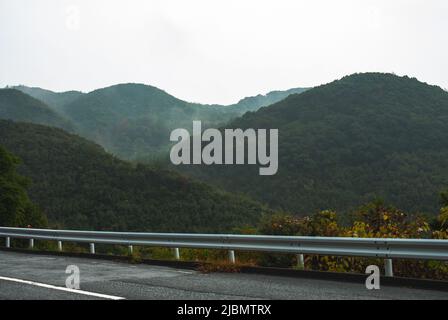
xmin=0 ymin=145 xmax=47 ymax=227
xmin=440 ymin=190 xmax=448 ymax=207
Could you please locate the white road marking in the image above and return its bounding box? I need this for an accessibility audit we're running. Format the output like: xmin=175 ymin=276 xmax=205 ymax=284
xmin=0 ymin=276 xmax=125 ymax=300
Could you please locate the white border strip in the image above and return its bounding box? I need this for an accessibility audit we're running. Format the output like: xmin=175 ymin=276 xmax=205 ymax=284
xmin=0 ymin=276 xmax=125 ymax=300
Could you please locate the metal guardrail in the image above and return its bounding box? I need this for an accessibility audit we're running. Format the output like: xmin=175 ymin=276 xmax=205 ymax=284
xmin=1 ymin=226 xmax=448 ymax=277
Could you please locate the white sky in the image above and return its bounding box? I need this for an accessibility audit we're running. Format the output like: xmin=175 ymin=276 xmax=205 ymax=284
xmin=1 ymin=0 xmax=447 ymax=104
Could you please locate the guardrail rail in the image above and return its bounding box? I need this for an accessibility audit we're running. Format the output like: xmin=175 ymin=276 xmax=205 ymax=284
xmin=1 ymin=226 xmax=448 ymax=277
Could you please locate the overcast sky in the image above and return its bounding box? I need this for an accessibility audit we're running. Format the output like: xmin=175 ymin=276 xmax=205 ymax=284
xmin=1 ymin=0 xmax=447 ymax=104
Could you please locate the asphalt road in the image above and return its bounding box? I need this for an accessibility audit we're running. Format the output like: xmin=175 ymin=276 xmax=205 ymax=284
xmin=0 ymin=251 xmax=446 ymax=300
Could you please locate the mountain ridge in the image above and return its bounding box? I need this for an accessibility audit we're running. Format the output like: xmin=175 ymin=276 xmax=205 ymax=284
xmin=0 ymin=89 xmax=74 ymax=132
xmin=10 ymin=83 xmax=308 ymax=159
xmin=11 ymin=85 xmax=84 ymax=111
xmin=227 ymin=87 xmax=309 ymax=113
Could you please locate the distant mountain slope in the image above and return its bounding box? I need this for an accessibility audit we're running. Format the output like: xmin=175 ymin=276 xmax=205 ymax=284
xmin=0 ymin=120 xmax=267 ymax=232
xmin=0 ymin=89 xmax=74 ymax=131
xmin=60 ymin=83 xmax=239 ymax=159
xmin=11 ymin=83 xmax=308 ymax=160
xmin=227 ymin=87 xmax=309 ymax=113
xmin=12 ymin=85 xmax=84 ymax=111
xmin=177 ymin=73 xmax=448 ymax=215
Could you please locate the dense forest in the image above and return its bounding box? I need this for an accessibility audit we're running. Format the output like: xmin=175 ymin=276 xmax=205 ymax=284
xmin=176 ymin=73 xmax=448 ymax=215
xmin=0 ymin=120 xmax=268 ymax=232
xmin=0 ymin=145 xmax=47 ymax=228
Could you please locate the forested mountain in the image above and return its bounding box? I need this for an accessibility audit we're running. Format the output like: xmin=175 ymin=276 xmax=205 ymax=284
xmin=227 ymin=87 xmax=309 ymax=113
xmin=12 ymin=85 xmax=84 ymax=111
xmin=0 ymin=89 xmax=74 ymax=131
xmin=10 ymin=84 xmax=308 ymax=161
xmin=176 ymin=73 xmax=448 ymax=215
xmin=58 ymin=83 xmax=239 ymax=159
xmin=0 ymin=120 xmax=267 ymax=232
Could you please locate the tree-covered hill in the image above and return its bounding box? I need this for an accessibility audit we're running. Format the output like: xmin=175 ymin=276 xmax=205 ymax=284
xmin=0 ymin=89 xmax=74 ymax=131
xmin=0 ymin=120 xmax=267 ymax=232
xmin=12 ymin=85 xmax=84 ymax=111
xmin=177 ymin=73 xmax=448 ymax=215
xmin=59 ymin=83 xmax=239 ymax=159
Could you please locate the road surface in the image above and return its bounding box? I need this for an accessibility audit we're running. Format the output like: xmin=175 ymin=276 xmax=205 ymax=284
xmin=0 ymin=251 xmax=446 ymax=300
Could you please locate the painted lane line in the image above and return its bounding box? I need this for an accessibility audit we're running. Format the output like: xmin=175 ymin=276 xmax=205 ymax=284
xmin=0 ymin=276 xmax=125 ymax=300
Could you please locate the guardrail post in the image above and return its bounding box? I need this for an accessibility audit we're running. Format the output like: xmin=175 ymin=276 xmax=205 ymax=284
xmin=297 ymin=254 xmax=305 ymax=270
xmin=384 ymin=259 xmax=393 ymax=277
xmin=58 ymin=241 xmax=63 ymax=251
xmin=228 ymin=250 xmax=236 ymax=264
xmin=6 ymin=237 xmax=10 ymax=248
xmin=128 ymin=245 xmax=133 ymax=255
xmin=174 ymin=248 xmax=180 ymax=260
xmin=89 ymin=243 xmax=95 ymax=254
xmin=29 ymin=239 xmax=34 ymax=249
